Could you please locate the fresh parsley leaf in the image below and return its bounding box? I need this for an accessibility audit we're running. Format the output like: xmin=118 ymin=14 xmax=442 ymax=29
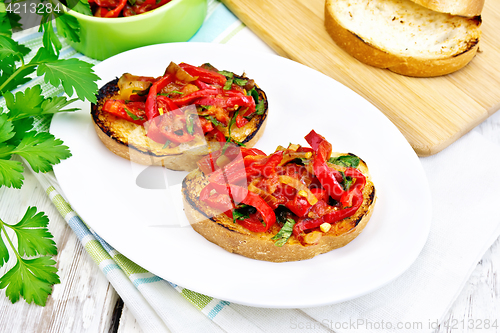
xmin=0 ymin=11 xmax=13 ymax=37
xmin=36 ymin=57 xmax=100 ymax=103
xmin=10 ymin=206 xmax=57 ymax=257
xmin=7 ymin=118 xmax=35 ymax=146
xmin=0 ymin=256 xmax=59 ymax=306
xmin=55 ymin=14 xmax=81 ymax=43
xmin=11 ymin=131 xmax=72 ymax=173
xmin=0 ymin=232 xmax=8 ymax=266
xmin=40 ymin=96 xmax=80 ymax=115
xmin=0 ymin=207 xmax=60 ymax=306
xmin=328 ymin=155 xmax=360 ymax=168
xmin=64 ymin=0 xmax=92 ymax=16
xmin=40 ymin=20 xmax=62 ymax=56
xmin=271 ymin=218 xmax=296 ymax=247
xmin=0 ymin=35 xmax=30 ymax=62
xmin=0 ymin=114 xmax=15 ymax=143
xmin=0 ymin=63 xmax=37 ymax=95
xmin=3 ymin=86 xmax=45 ymax=121
xmin=0 ymin=157 xmax=23 ymax=188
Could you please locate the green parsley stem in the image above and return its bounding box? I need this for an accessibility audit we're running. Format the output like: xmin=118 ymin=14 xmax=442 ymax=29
xmin=0 ymin=219 xmax=21 ymax=260
xmin=0 ymin=64 xmax=35 ymax=94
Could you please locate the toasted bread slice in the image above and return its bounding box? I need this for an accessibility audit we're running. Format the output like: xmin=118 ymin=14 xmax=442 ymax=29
xmin=325 ymin=0 xmax=482 ymax=77
xmin=182 ymin=152 xmax=376 ymax=262
xmin=91 ymin=75 xmax=268 ymax=171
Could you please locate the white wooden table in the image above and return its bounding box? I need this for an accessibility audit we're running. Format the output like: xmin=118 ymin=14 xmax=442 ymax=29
xmin=0 ymin=110 xmax=499 ymax=333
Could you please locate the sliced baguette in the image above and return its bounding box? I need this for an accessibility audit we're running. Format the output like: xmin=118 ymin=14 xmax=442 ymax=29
xmin=91 ymin=76 xmax=268 ymax=171
xmin=182 ymin=152 xmax=376 ymax=262
xmin=325 ymin=0 xmax=482 ymax=77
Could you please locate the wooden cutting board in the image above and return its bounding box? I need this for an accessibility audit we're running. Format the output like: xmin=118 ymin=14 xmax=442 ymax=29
xmin=221 ymin=0 xmax=500 ymax=156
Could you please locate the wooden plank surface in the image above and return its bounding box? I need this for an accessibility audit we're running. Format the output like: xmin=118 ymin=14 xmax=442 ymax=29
xmin=221 ymin=0 xmax=500 ymax=156
xmin=0 ymin=171 xmax=120 ymax=333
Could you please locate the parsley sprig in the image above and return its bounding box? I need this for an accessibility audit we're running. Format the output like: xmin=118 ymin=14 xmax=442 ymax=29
xmin=0 ymin=7 xmax=100 ymax=305
xmin=0 ymin=207 xmax=59 ymax=306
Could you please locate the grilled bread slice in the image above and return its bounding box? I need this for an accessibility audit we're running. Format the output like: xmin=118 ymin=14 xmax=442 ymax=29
xmin=182 ymin=152 xmax=376 ymax=263
xmin=325 ymin=0 xmax=483 ymax=77
xmin=91 ymin=73 xmax=268 ymax=171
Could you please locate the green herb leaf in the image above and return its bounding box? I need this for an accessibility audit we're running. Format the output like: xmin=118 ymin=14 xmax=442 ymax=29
xmin=328 ymin=155 xmax=360 ymax=168
xmin=0 ymin=35 xmax=30 ymax=62
xmin=186 ymin=114 xmax=195 ymax=135
xmin=54 ymin=14 xmax=81 ymax=43
xmin=11 ymin=131 xmax=72 ymax=173
xmin=234 ymin=78 xmax=248 ymax=86
xmin=0 ymin=207 xmax=60 ymax=305
xmin=0 ymin=114 xmax=15 ymax=143
xmin=162 ymin=140 xmax=171 ymax=149
xmin=3 ymin=86 xmax=45 ymax=121
xmin=0 ymin=157 xmax=23 ymax=188
xmin=0 ymin=11 xmax=14 ymax=37
xmin=36 ymin=56 xmax=100 ymax=103
xmin=40 ymin=96 xmax=80 ymax=115
xmin=40 ymin=21 xmax=62 ymax=57
xmin=203 ymin=115 xmax=222 ymax=127
xmin=272 ymin=218 xmax=296 ymax=247
xmin=124 ymin=107 xmax=143 ymax=121
xmin=10 ymin=207 xmax=57 ymax=257
xmin=64 ymin=0 xmax=92 ymax=16
xmin=0 ymin=256 xmax=59 ymax=306
xmin=0 ymin=233 xmax=8 ymax=267
xmin=232 ymin=204 xmax=255 ymax=223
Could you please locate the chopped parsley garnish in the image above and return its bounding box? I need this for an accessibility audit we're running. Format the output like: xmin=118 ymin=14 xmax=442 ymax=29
xmin=271 ymin=218 xmax=296 ymax=247
xmin=124 ymin=107 xmax=143 ymax=121
xmin=329 ymin=155 xmax=360 ymax=168
xmin=232 ymin=204 xmax=256 ymax=223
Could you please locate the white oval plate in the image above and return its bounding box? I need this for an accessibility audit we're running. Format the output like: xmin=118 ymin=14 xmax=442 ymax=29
xmin=51 ymin=42 xmax=431 ymax=308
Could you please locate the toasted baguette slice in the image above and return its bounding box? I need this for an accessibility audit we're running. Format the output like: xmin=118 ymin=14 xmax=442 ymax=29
xmin=411 ymin=0 xmax=484 ymax=17
xmin=91 ymin=77 xmax=268 ymax=171
xmin=325 ymin=0 xmax=482 ymax=77
xmin=182 ymin=153 xmax=376 ymax=262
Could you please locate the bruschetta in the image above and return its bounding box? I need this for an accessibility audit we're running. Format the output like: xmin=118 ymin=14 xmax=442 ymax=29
xmin=91 ymin=62 xmax=268 ymax=171
xmin=182 ymin=130 xmax=376 ymax=262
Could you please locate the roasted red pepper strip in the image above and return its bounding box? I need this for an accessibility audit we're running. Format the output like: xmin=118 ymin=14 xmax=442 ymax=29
xmin=305 ymin=130 xmax=344 ymax=200
xmin=236 ymin=112 xmax=249 ymax=128
xmin=237 ymin=191 xmax=276 ymax=232
xmin=145 ymin=73 xmax=174 ymax=120
xmin=292 ymin=187 xmax=364 ymax=237
xmin=244 ymin=151 xmax=284 ymax=178
xmin=104 ymin=0 xmax=127 ymax=17
xmin=171 ymin=88 xmax=220 ymax=106
xmin=102 ymin=99 xmax=146 ymax=125
xmin=179 ymin=63 xmax=227 ymax=86
xmin=285 ymin=194 xmax=310 ymax=217
xmin=208 ymin=155 xmax=247 ymax=190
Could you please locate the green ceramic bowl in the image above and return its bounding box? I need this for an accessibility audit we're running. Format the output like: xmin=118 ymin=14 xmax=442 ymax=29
xmin=59 ymin=0 xmax=207 ymax=60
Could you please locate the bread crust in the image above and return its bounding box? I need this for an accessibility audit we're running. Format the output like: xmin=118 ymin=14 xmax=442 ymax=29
xmin=410 ymin=0 xmax=484 ymax=17
xmin=324 ymin=0 xmax=482 ymax=77
xmin=182 ymin=154 xmax=377 ymax=262
xmin=91 ymin=76 xmax=268 ymax=171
